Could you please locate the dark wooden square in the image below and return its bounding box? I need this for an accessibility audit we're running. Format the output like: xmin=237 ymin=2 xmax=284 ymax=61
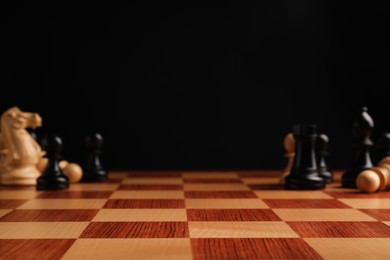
xmin=325 ymin=191 xmax=390 ymax=198
xmin=127 ymin=171 xmax=182 ymax=177
xmin=104 ymin=199 xmax=185 ymax=208
xmin=37 ymin=191 xmax=112 ymax=199
xmin=248 ymin=184 xmax=284 ymax=190
xmin=191 ymin=238 xmax=321 ymax=259
xmin=0 ymin=200 xmax=27 ymax=209
xmin=0 ymin=239 xmax=75 ymax=259
xmin=80 ymin=221 xmax=189 ymax=238
xmin=187 ymin=209 xmax=280 ymax=221
xmin=237 ymin=171 xmax=280 ymax=177
xmin=185 ymin=191 xmax=257 ymax=198
xmin=118 ymin=184 xmax=183 ymax=190
xmin=0 ymin=209 xmax=99 ymax=222
xmin=264 ymin=199 xmax=351 ymax=208
xmin=288 ymin=221 xmax=390 ymax=237
xmin=183 ymin=179 xmax=242 ymax=183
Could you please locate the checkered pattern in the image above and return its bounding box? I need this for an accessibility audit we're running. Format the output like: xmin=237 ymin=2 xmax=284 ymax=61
xmin=1 ymin=171 xmax=390 ymax=259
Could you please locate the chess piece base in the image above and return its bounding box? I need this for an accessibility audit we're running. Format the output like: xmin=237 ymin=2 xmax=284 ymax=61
xmin=319 ymin=169 xmax=333 ymax=183
xmin=36 ymin=175 xmax=69 ymax=190
xmin=0 ymin=165 xmax=41 ymax=186
xmin=81 ymin=169 xmax=107 ymax=182
xmin=285 ymin=173 xmax=325 ymax=190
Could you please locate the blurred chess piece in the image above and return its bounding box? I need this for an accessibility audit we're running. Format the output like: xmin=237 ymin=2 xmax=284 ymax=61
xmin=285 ymin=124 xmax=324 ymax=190
xmin=36 ymin=135 xmax=69 ymax=190
xmin=375 ymin=132 xmax=390 ymax=161
xmin=81 ymin=133 xmax=108 ymax=182
xmin=342 ymin=107 xmax=374 ymax=188
xmin=61 ymin=162 xmax=83 ymax=183
xmin=356 ymin=156 xmax=390 ymax=193
xmin=357 ymin=167 xmax=389 ymax=193
xmin=37 ymin=159 xmax=82 ymax=183
xmin=0 ymin=107 xmax=44 ymax=185
xmin=28 ymin=129 xmax=39 ymax=142
xmin=316 ymin=134 xmax=333 ymax=183
xmin=280 ymin=133 xmax=295 ymax=184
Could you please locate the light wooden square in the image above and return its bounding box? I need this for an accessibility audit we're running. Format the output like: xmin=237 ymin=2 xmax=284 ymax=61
xmin=305 ymin=238 xmax=390 ymax=260
xmin=273 ymin=209 xmax=376 ymax=221
xmin=92 ymin=209 xmax=187 ymax=221
xmin=189 ymin=221 xmax=299 ymax=238
xmin=0 ymin=209 xmax=12 ymax=218
xmin=0 ymin=191 xmax=41 ymax=199
xmin=183 ymin=183 xmax=250 ymax=191
xmin=185 ymin=199 xmax=268 ymax=209
xmin=17 ymin=199 xmax=107 ymax=209
xmin=62 ymin=238 xmax=192 ymax=260
xmin=122 ymin=178 xmax=183 ymax=184
xmin=0 ymin=222 xmax=88 ymax=238
xmin=182 ymin=172 xmax=238 ymax=179
xmin=241 ymin=177 xmax=279 ymax=184
xmin=338 ymin=199 xmax=390 ymax=209
xmin=110 ymin=191 xmax=184 ymax=199
xmin=68 ymin=184 xmax=120 ymax=191
xmin=254 ymin=191 xmax=332 ymax=199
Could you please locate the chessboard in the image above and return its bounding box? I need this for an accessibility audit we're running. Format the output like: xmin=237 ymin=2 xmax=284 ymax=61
xmin=1 ymin=170 xmax=390 ymax=259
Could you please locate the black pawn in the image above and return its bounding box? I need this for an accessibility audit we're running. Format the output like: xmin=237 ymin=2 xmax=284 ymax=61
xmin=36 ymin=135 xmax=69 ymax=190
xmin=81 ymin=133 xmax=108 ymax=182
xmin=376 ymin=132 xmax=390 ymax=159
xmin=342 ymin=107 xmax=374 ymax=188
xmin=285 ymin=124 xmax=325 ymax=190
xmin=316 ymin=134 xmax=333 ymax=183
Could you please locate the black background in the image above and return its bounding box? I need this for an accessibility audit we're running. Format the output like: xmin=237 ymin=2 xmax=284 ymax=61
xmin=1 ymin=1 xmax=389 ymax=170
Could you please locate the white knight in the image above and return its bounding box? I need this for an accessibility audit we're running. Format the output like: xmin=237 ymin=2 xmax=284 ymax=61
xmin=0 ymin=107 xmax=44 ymax=185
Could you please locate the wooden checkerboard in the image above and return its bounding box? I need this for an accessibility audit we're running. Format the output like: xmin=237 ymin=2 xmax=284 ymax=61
xmin=1 ymin=171 xmax=390 ymax=259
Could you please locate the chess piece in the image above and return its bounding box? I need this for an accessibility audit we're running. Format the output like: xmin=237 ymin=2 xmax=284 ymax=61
xmin=356 ymin=166 xmax=389 ymax=193
xmin=316 ymin=134 xmax=333 ymax=183
xmin=285 ymin=124 xmax=325 ymax=190
xmin=36 ymin=158 xmax=48 ymax=173
xmin=378 ymin=157 xmax=390 ymax=189
xmin=81 ymin=133 xmax=108 ymax=182
xmin=36 ymin=135 xmax=69 ymax=190
xmin=59 ymin=160 xmax=69 ymax=169
xmin=0 ymin=107 xmax=44 ymax=185
xmin=342 ymin=107 xmax=374 ymax=188
xmin=280 ymin=133 xmax=295 ymax=184
xmin=36 ymin=159 xmax=83 ymax=183
xmin=356 ymin=154 xmax=390 ymax=193
xmin=62 ymin=163 xmax=83 ymax=183
xmin=28 ymin=129 xmax=38 ymax=142
xmin=376 ymin=132 xmax=390 ymax=160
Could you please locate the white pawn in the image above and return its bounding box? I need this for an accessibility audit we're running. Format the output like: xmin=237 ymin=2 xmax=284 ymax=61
xmin=357 ymin=166 xmax=389 ymax=193
xmin=378 ymin=157 xmax=390 ymax=189
xmin=61 ymin=161 xmax=83 ymax=183
xmin=280 ymin=133 xmax=295 ymax=184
